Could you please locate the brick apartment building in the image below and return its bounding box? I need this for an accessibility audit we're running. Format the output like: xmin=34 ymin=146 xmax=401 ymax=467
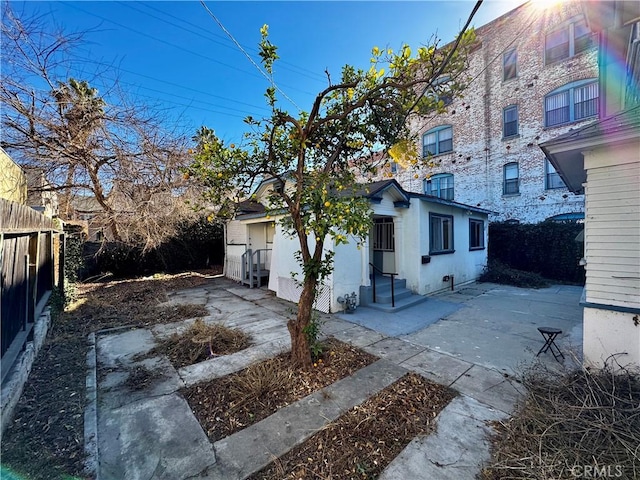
xmin=391 ymin=0 xmax=599 ymax=223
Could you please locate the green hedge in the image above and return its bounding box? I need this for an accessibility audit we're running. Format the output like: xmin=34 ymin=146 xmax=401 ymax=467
xmin=84 ymin=217 xmax=224 ymax=279
xmin=488 ymin=221 xmax=585 ymax=284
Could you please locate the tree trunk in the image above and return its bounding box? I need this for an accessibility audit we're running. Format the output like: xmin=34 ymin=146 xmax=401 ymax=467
xmin=287 ymin=274 xmax=316 ymax=368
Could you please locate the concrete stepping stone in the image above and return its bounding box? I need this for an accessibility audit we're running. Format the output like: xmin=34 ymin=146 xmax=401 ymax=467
xmin=98 ymin=393 xmax=216 ymax=480
xmin=378 ymin=395 xmax=505 ymax=480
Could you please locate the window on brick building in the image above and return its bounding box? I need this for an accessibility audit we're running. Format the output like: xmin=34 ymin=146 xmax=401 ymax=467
xmin=424 ymin=173 xmax=454 ymax=200
xmin=503 ymin=162 xmax=519 ymax=194
xmin=422 ymin=126 xmax=453 ymax=156
xmin=546 ymin=212 xmax=584 ymax=223
xmin=429 ymin=213 xmax=454 ymax=254
xmin=545 ymin=159 xmax=565 ymax=189
xmin=545 ymin=79 xmax=599 ymax=126
xmin=503 ymin=49 xmax=517 ymax=81
xmin=426 ymin=75 xmax=453 ymax=107
xmin=545 ymin=17 xmax=595 ymax=64
xmin=469 ymin=219 xmax=485 ymax=250
xmin=503 ymin=105 xmax=518 ymax=138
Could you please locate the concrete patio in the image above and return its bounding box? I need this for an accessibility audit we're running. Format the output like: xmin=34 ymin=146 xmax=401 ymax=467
xmin=87 ymin=279 xmax=583 ymax=480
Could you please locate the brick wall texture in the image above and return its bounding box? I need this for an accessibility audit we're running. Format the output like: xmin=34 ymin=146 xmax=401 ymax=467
xmin=389 ymin=0 xmax=599 ymax=223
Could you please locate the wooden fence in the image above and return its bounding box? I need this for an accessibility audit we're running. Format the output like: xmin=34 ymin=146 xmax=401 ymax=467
xmin=1 ymin=198 xmax=63 ymax=383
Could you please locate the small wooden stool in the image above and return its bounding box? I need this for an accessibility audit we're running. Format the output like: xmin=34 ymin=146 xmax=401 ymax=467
xmin=536 ymin=327 xmax=564 ymax=362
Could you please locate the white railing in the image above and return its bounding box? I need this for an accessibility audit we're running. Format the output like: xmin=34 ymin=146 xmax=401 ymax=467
xmin=225 ymin=255 xmax=243 ymax=282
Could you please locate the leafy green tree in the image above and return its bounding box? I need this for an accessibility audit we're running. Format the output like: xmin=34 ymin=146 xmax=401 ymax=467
xmin=188 ymin=25 xmax=475 ymax=367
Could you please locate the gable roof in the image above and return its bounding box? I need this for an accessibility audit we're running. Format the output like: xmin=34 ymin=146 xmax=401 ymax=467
xmin=235 ymin=177 xmax=491 ymax=220
xmin=348 ymin=179 xmax=410 ymax=204
xmin=236 ymin=200 xmax=266 ymax=216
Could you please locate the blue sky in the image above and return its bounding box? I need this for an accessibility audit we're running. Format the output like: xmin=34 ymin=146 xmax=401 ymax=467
xmin=11 ymin=1 xmax=523 ymax=144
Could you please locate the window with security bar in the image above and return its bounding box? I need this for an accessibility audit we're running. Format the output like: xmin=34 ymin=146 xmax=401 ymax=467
xmin=373 ymin=217 xmax=394 ymax=251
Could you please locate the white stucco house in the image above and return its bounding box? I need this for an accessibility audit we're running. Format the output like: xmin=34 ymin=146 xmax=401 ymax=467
xmin=540 ymin=1 xmax=640 ymax=368
xmin=224 ymin=177 xmax=490 ymax=313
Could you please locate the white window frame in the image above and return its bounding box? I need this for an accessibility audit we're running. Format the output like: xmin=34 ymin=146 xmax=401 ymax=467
xmin=429 ymin=213 xmax=454 ymax=254
xmin=503 ymin=162 xmax=519 ymax=195
xmin=422 ymin=126 xmax=453 ymax=157
xmin=424 ymin=173 xmax=454 ymax=200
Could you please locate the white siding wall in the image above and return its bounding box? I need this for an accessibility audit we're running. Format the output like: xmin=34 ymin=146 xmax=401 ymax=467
xmin=226 ymin=220 xmax=246 ymax=246
xmin=580 ymin=142 xmax=640 ymax=369
xmin=413 ymin=201 xmax=488 ymax=295
xmin=584 ymin=145 xmax=640 ymax=308
xmin=333 ymin=240 xmax=364 ymax=311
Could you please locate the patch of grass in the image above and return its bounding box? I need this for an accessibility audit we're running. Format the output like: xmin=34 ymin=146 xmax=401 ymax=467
xmin=479 ymin=260 xmax=550 ymax=288
xmin=146 ymin=318 xmax=251 ymax=368
xmin=250 ymin=373 xmax=456 ymax=479
xmin=230 ymin=359 xmax=296 ymax=411
xmin=481 ymin=363 xmax=640 ymax=480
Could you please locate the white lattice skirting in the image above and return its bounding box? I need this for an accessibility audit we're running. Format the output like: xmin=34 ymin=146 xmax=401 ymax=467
xmin=277 ymin=277 xmax=332 ymax=313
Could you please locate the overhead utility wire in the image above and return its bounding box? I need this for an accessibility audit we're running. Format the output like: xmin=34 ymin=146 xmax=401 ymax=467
xmin=65 ymin=2 xmax=315 ymax=97
xmin=405 ymin=0 xmax=483 ymax=120
xmin=199 ymin=0 xmax=301 ymax=111
xmin=70 ymin=51 xmax=272 ymax=113
xmin=121 ymin=1 xmax=327 ymax=83
xmin=129 ymin=92 xmax=248 ymax=119
xmin=412 ymin=4 xmax=542 ymax=133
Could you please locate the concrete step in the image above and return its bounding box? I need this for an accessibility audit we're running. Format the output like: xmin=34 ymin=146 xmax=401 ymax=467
xmin=371 ymin=276 xmax=407 ymax=291
xmin=365 ymin=293 xmax=428 ymax=313
xmin=375 ymin=287 xmax=413 ymax=304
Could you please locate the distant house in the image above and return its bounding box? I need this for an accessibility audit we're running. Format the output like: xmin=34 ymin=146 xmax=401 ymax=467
xmin=25 ymin=168 xmax=59 ymax=219
xmin=0 ymin=147 xmax=27 ymax=204
xmin=68 ymin=196 xmax=106 ymax=241
xmin=224 ymin=178 xmax=490 ymax=313
xmin=540 ymin=2 xmax=640 ymax=368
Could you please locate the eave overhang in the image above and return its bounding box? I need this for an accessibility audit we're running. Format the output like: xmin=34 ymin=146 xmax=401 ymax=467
xmin=539 ymin=106 xmax=640 ymax=194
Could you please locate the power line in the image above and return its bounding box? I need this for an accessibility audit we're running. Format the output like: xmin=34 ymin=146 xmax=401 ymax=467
xmin=199 ymin=0 xmax=301 ymax=111
xmin=411 ymin=3 xmax=546 ymax=133
xmin=121 ymin=1 xmax=327 ymax=84
xmin=70 ymin=51 xmax=273 ymax=113
xmin=64 ymin=2 xmax=316 ymax=99
xmin=126 ymin=91 xmax=249 ymax=120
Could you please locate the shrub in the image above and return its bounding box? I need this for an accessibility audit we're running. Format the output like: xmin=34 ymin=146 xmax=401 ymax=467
xmin=489 ymin=221 xmax=585 ymax=284
xmin=479 ymin=260 xmax=550 ymax=288
xmin=88 ymin=217 xmax=224 ymax=278
xmin=60 ymin=230 xmax=85 ymax=304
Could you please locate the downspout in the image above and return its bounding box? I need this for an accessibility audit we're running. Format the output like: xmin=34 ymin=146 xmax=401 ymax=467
xmin=483 ymin=36 xmax=492 ymax=210
xmin=443 ymin=274 xmax=455 ymax=291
